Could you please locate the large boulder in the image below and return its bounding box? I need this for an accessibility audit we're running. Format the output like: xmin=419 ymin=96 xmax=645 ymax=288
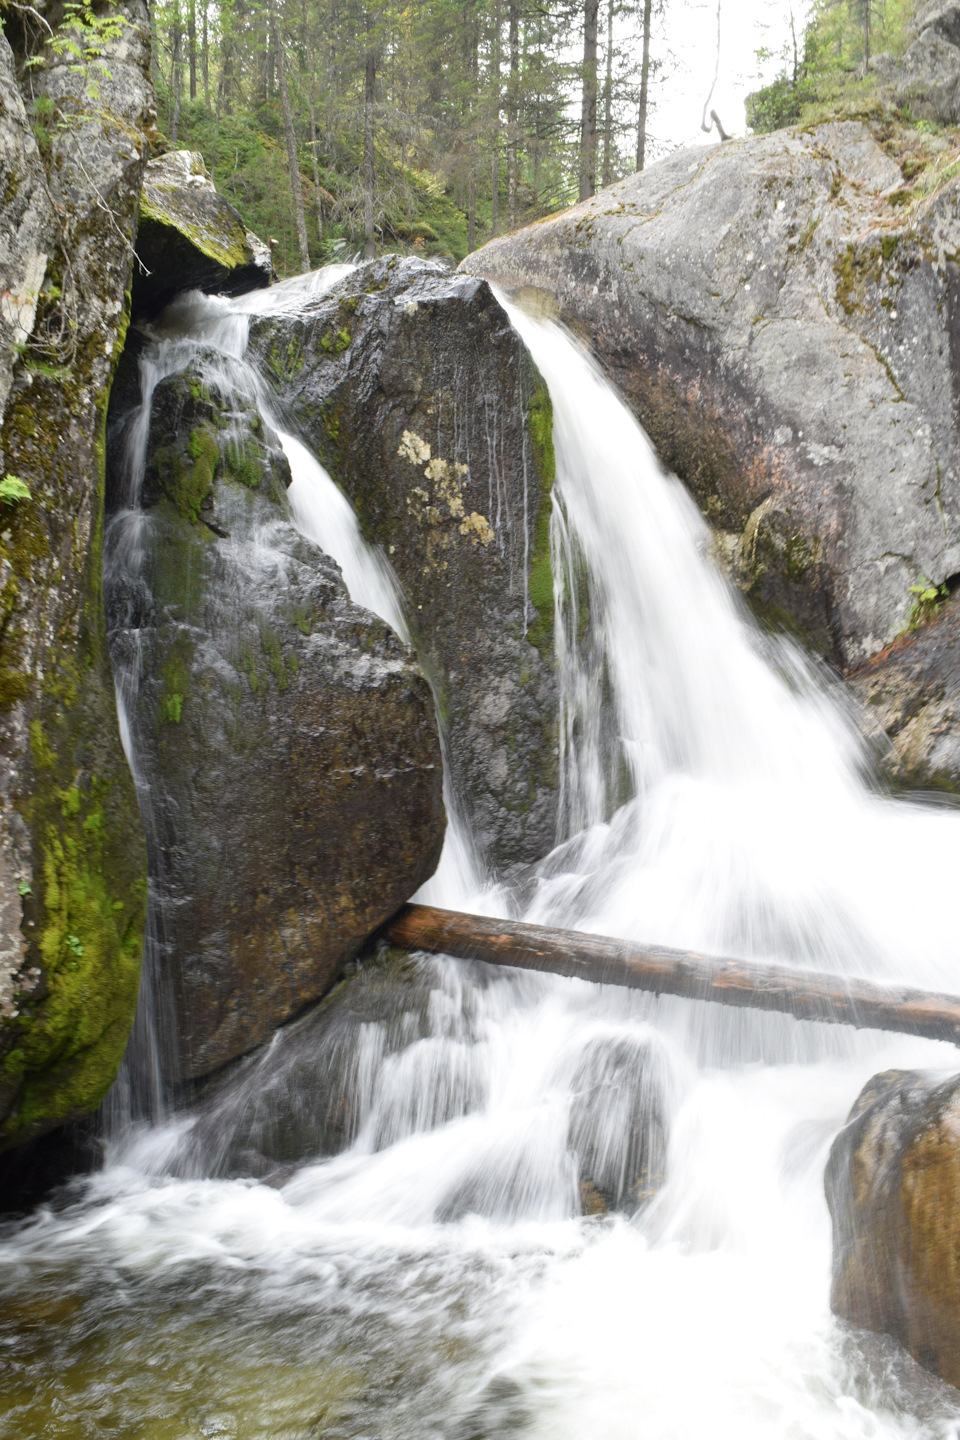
xmin=0 ymin=2 xmax=153 ymax=1148
xmin=133 ymin=150 xmax=272 ymax=317
xmin=826 ymin=1068 xmax=960 ymax=1387
xmin=461 ymin=123 xmax=960 ymax=674
xmin=105 ymin=361 xmax=445 ymax=1081
xmin=850 ymin=596 xmax=960 ymax=792
xmin=249 ymin=257 xmax=559 ymax=871
xmin=884 ymin=4 xmax=960 ymax=123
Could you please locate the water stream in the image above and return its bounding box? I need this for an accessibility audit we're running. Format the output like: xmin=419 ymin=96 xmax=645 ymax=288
xmin=3 ymin=267 xmax=960 ymax=1439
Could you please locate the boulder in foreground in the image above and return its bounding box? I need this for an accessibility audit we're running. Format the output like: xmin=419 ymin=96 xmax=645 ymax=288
xmin=827 ymin=1067 xmax=960 ymax=1387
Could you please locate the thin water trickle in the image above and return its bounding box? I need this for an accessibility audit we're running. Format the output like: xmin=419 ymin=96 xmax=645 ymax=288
xmin=3 ymin=268 xmax=960 ymax=1439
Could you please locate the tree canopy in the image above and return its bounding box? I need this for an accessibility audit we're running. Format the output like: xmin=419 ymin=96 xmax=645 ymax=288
xmin=146 ymin=0 xmax=668 ymax=274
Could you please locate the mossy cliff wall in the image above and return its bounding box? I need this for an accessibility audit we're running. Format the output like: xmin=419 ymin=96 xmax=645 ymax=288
xmin=0 ymin=2 xmax=154 ymax=1147
xmin=251 ymin=258 xmax=560 ymax=872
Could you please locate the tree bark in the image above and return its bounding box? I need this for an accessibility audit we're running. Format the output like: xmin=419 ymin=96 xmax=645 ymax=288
xmin=579 ymin=0 xmax=599 ymax=200
xmin=506 ymin=0 xmax=519 ymax=226
xmin=188 ymin=0 xmax=197 ymax=101
xmin=202 ymin=0 xmax=210 ymax=108
xmin=635 ymin=0 xmax=652 ymax=171
xmin=601 ymin=0 xmax=614 ymax=186
xmin=384 ymin=905 xmax=960 ymax=1046
xmin=170 ymin=18 xmax=183 ymax=142
xmin=363 ymin=42 xmax=376 ymax=259
xmin=863 ymin=0 xmax=871 ymax=67
xmin=490 ymin=0 xmax=501 ymax=236
xmin=308 ymin=98 xmax=323 ymax=244
xmin=270 ymin=0 xmax=311 ymax=273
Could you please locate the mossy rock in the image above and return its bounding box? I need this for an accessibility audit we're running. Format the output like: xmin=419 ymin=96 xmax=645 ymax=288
xmin=133 ymin=151 xmax=272 ymax=318
xmin=105 ymin=359 xmax=445 ymax=1081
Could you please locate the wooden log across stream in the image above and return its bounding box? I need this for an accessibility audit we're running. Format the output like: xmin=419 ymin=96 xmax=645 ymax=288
xmin=384 ymin=904 xmax=960 ymax=1046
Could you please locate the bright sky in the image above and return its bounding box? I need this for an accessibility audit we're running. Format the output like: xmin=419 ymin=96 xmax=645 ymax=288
xmin=647 ymin=0 xmax=813 ymax=156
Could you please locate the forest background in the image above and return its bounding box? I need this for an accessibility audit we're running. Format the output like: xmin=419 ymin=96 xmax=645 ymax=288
xmin=131 ymin=0 xmax=924 ymax=277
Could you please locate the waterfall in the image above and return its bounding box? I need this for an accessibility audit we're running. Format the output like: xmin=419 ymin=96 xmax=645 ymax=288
xmin=3 ymin=268 xmax=960 ymax=1440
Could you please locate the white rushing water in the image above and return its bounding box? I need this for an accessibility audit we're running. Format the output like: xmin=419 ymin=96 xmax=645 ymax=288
xmin=4 ymin=267 xmax=960 ymax=1440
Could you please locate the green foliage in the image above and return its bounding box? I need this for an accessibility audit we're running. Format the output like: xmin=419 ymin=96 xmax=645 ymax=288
xmin=24 ymin=0 xmax=129 ymax=102
xmin=149 ymin=0 xmax=663 ymax=277
xmin=747 ymin=0 xmax=922 ymax=135
xmin=0 ymin=474 xmax=31 ymax=504
xmin=908 ymin=574 xmax=949 ymax=629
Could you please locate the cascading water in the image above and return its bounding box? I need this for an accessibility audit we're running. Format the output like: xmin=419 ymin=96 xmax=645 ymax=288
xmin=3 ymin=268 xmax=960 ymax=1439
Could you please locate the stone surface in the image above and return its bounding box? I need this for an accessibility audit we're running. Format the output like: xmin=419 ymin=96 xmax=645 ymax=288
xmin=250 ymin=256 xmax=559 ymax=872
xmin=887 ymin=5 xmax=960 ymax=123
xmin=461 ymin=123 xmax=960 ymax=672
xmin=826 ymin=1067 xmax=960 ymax=1387
xmin=0 ymin=2 xmax=153 ymax=1148
xmin=106 ymin=362 xmax=445 ymax=1081
xmin=849 ymin=596 xmax=960 ymax=793
xmin=134 ymin=150 xmax=272 ymax=316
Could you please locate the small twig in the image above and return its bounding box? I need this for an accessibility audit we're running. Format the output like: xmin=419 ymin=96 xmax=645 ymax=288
xmin=700 ymin=0 xmax=722 ymax=133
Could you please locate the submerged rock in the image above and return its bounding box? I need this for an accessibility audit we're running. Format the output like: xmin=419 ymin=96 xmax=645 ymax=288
xmin=106 ymin=363 xmax=444 ymax=1081
xmin=826 ymin=1067 xmax=960 ymax=1387
xmin=0 ymin=2 xmax=153 ymax=1148
xmin=461 ymin=123 xmax=960 ymax=674
xmin=250 ymin=257 xmax=559 ymax=871
xmin=567 ymin=1031 xmax=668 ymax=1214
xmin=134 ymin=150 xmax=272 ymax=317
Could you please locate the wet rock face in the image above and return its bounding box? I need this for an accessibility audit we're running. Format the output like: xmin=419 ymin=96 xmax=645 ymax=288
xmin=461 ymin=123 xmax=960 ymax=674
xmin=134 ymin=151 xmax=272 ymax=317
xmin=0 ymin=2 xmax=153 ymax=1148
xmin=850 ymin=598 xmax=960 ymax=793
xmin=826 ymin=1068 xmax=960 ymax=1387
xmin=106 ymin=366 xmax=445 ymax=1082
xmin=250 ymin=257 xmax=559 ymax=872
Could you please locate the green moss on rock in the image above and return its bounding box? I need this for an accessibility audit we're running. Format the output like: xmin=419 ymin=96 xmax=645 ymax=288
xmin=526 ymin=379 xmax=556 ymax=659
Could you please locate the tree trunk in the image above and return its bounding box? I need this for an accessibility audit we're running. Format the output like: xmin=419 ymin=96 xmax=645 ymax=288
xmin=308 ymin=99 xmax=323 ymax=245
xmin=601 ymin=0 xmax=614 ymax=186
xmin=384 ymin=904 xmax=960 ymax=1047
xmin=506 ymin=0 xmax=519 ymax=226
xmin=363 ymin=43 xmax=376 ymax=259
xmin=170 ymin=19 xmax=183 ymax=142
xmin=579 ymin=0 xmax=599 ymax=201
xmin=490 ymin=0 xmax=501 ymax=236
xmin=188 ymin=0 xmax=197 ymax=101
xmin=863 ymin=0 xmax=871 ymax=67
xmin=202 ymin=0 xmax=210 ymax=108
xmin=468 ymin=168 xmax=476 ymax=252
xmin=271 ymin=0 xmax=311 ymax=273
xmin=635 ymin=0 xmax=652 ymax=171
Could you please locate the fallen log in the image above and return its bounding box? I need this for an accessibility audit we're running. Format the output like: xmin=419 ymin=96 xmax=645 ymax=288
xmin=383 ymin=904 xmax=960 ymax=1046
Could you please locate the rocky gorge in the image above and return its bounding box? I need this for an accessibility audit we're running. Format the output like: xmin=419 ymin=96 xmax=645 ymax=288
xmin=6 ymin=1 xmax=960 ymax=1424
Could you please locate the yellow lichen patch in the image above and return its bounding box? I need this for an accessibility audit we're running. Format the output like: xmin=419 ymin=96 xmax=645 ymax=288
xmin=424 ymin=456 xmax=470 ymax=518
xmin=398 ymin=430 xmax=431 ymax=465
xmin=459 ymin=512 xmax=494 ymax=546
